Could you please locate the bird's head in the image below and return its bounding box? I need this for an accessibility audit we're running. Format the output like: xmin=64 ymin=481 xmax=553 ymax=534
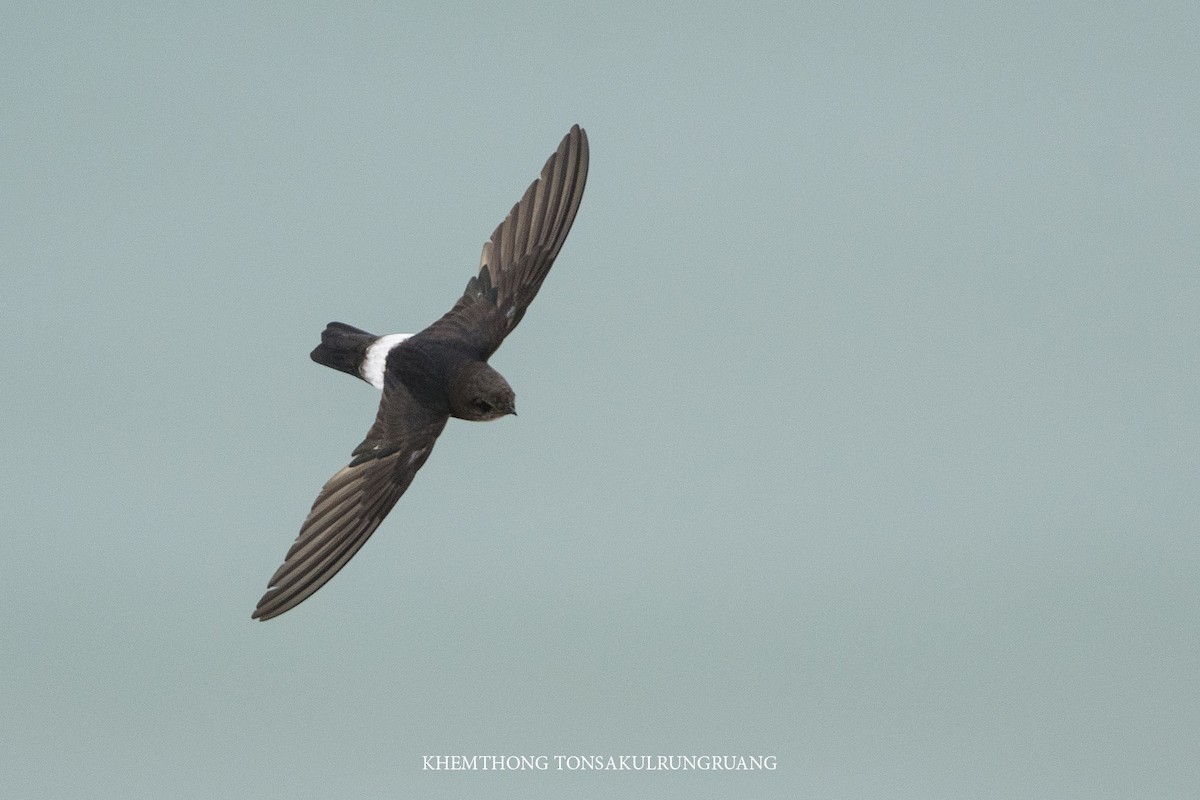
xmin=450 ymin=362 xmax=516 ymax=421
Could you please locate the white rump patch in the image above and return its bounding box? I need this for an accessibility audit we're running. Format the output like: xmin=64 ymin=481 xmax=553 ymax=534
xmin=360 ymin=333 xmax=413 ymax=390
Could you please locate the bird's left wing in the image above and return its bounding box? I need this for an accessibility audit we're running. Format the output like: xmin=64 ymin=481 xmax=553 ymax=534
xmin=253 ymin=381 xmax=448 ymax=621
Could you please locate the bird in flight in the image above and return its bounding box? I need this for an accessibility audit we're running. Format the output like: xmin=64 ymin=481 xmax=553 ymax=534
xmin=253 ymin=125 xmax=589 ymax=620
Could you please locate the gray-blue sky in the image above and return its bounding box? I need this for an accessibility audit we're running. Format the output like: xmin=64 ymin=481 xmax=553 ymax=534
xmin=3 ymin=2 xmax=1197 ymax=797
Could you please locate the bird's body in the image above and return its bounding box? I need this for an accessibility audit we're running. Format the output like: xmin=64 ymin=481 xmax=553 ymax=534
xmin=253 ymin=125 xmax=588 ymax=620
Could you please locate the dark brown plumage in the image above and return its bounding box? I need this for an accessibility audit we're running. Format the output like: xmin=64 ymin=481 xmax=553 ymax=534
xmin=253 ymin=125 xmax=589 ymax=620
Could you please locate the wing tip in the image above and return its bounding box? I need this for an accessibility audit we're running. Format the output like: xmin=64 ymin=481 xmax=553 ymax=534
xmin=251 ymin=598 xmax=277 ymax=621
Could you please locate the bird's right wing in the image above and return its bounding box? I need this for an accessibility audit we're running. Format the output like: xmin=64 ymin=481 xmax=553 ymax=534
xmin=421 ymin=125 xmax=589 ymax=358
xmin=253 ymin=380 xmax=448 ymax=621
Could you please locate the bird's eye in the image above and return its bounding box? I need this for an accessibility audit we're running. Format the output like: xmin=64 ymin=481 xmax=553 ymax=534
xmin=474 ymin=399 xmax=494 ymax=413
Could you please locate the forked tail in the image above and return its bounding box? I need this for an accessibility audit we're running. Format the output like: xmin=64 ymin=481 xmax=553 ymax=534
xmin=310 ymin=321 xmax=377 ymax=381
